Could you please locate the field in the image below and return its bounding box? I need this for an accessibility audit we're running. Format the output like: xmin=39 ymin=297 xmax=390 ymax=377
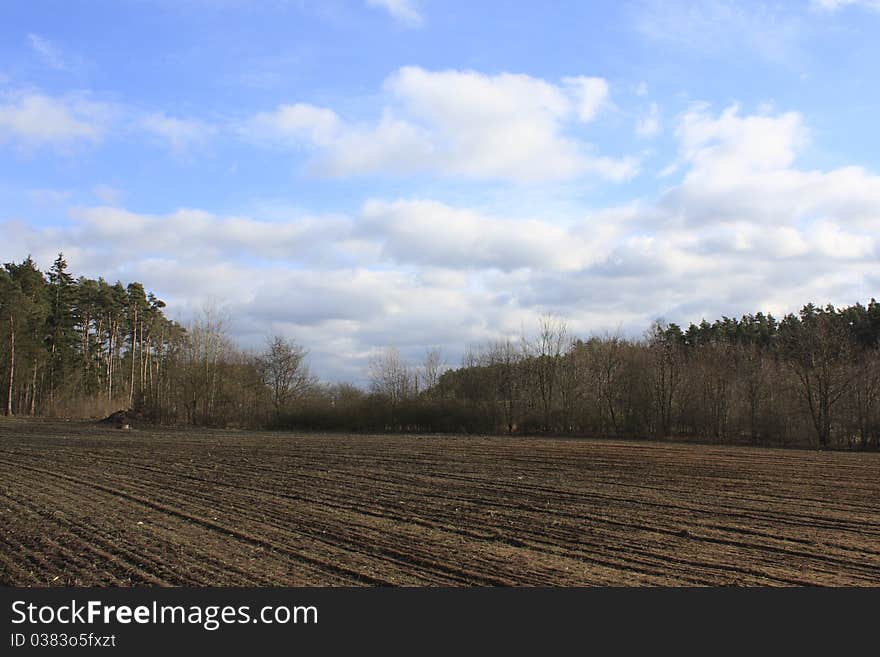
xmin=1 ymin=419 xmax=879 ymax=586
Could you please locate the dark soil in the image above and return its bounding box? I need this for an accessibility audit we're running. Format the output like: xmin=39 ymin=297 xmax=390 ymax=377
xmin=1 ymin=418 xmax=878 ymax=586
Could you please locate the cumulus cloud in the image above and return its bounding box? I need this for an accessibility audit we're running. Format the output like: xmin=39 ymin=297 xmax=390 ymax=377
xmin=357 ymin=199 xmax=590 ymax=271
xmin=245 ymin=103 xmax=433 ymax=176
xmin=0 ymin=91 xmax=111 ymax=148
xmin=366 ymin=0 xmax=424 ymax=26
xmin=386 ymin=66 xmax=585 ymax=181
xmin=64 ymin=206 xmax=352 ymax=264
xmin=675 ymin=103 xmax=805 ymax=174
xmin=654 ymin=104 xmax=880 ymax=232
xmin=660 ymin=103 xmax=804 ymax=177
xmin=51 ymin=200 xmax=609 ymax=274
xmin=3 ymin=104 xmax=879 ymax=381
xmin=245 ymin=103 xmax=341 ymax=146
xmin=241 ymin=66 xmax=635 ymax=183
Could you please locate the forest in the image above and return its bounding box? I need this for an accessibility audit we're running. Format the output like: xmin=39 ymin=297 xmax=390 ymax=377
xmin=1 ymin=253 xmax=878 ymax=449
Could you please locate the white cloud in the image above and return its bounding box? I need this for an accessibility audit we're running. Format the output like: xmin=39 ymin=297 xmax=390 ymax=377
xmin=386 ymin=66 xmax=584 ymax=182
xmin=562 ymin=76 xmax=610 ymax=122
xmin=4 ymin=104 xmax=879 ymax=382
xmin=1 ymin=91 xmax=216 ymax=155
xmin=244 ymin=103 xmax=433 ymax=175
xmin=366 ymin=0 xmax=423 ymax=26
xmin=635 ymin=102 xmax=661 ymax=138
xmin=0 ymin=91 xmax=111 ymax=148
xmin=141 ymin=113 xmax=216 ymax=154
xmin=243 ymin=66 xmax=635 ymax=183
xmin=357 ymin=199 xmax=588 ymax=271
xmin=66 ymin=206 xmax=352 ymax=264
xmin=246 ymin=103 xmax=341 ymax=146
xmin=665 ymin=103 xmax=806 ymax=183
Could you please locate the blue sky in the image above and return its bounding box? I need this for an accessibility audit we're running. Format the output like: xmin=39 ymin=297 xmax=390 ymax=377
xmin=2 ymin=0 xmax=880 ymax=381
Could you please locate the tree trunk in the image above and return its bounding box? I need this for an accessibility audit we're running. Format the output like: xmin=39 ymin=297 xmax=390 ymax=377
xmin=6 ymin=316 xmax=14 ymax=416
xmin=107 ymin=322 xmax=113 ymax=401
xmin=30 ymin=358 xmax=37 ymax=415
xmin=129 ymin=310 xmax=137 ymax=408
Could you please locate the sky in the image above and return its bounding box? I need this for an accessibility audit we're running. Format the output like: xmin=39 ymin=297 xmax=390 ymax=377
xmin=1 ymin=0 xmax=879 ymax=383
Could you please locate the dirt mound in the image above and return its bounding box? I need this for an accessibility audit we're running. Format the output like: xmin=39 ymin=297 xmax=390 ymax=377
xmin=100 ymin=410 xmax=134 ymax=429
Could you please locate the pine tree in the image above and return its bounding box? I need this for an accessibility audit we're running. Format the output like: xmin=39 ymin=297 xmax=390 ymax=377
xmin=45 ymin=253 xmax=77 ymax=405
xmin=4 ymin=257 xmax=50 ymax=415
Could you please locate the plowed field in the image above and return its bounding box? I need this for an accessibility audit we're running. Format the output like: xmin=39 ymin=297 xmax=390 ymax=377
xmin=1 ymin=419 xmax=878 ymax=586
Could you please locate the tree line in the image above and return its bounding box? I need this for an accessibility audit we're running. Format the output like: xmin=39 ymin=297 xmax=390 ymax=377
xmin=1 ymin=254 xmax=878 ymax=449
xmin=282 ymin=307 xmax=880 ymax=450
xmin=0 ymin=254 xmax=311 ymax=426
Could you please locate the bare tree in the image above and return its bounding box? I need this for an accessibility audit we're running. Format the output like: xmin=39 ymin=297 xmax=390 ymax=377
xmin=780 ymin=310 xmax=856 ymax=448
xmin=258 ymin=335 xmax=315 ymax=414
xmin=420 ymin=347 xmax=446 ymax=396
xmin=180 ymin=305 xmax=232 ymax=425
xmin=849 ymin=347 xmax=880 ymax=449
xmin=695 ymin=341 xmax=734 ymax=442
xmin=646 ymin=321 xmax=682 ymax=438
xmin=524 ymin=315 xmax=567 ymax=431
xmin=584 ymin=333 xmax=626 ymax=435
xmin=487 ymin=338 xmax=521 ymax=433
xmin=737 ymin=342 xmax=769 ymax=445
xmin=369 ymin=347 xmax=415 ymax=404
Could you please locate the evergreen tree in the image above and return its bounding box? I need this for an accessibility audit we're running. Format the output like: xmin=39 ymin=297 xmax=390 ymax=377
xmin=45 ymin=253 xmax=77 ymax=403
xmin=4 ymin=257 xmax=50 ymax=415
